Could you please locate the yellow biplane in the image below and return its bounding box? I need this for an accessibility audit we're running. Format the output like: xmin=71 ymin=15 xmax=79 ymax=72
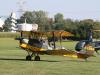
xmin=16 ymin=30 xmax=95 ymax=61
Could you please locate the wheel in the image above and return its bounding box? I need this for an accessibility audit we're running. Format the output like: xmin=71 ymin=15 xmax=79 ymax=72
xmin=26 ymin=55 xmax=32 ymax=61
xmin=34 ymin=56 xmax=40 ymax=61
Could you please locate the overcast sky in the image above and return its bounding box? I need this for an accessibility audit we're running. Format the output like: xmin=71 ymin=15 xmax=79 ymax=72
xmin=0 ymin=0 xmax=100 ymax=20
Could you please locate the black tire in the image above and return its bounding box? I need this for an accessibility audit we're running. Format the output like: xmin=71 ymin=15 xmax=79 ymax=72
xmin=34 ymin=56 xmax=40 ymax=61
xmin=26 ymin=55 xmax=32 ymax=61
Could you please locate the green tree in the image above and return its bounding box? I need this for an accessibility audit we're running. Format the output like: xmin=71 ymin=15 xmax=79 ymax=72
xmin=45 ymin=18 xmax=54 ymax=31
xmin=0 ymin=28 xmax=3 ymax=32
xmin=53 ymin=13 xmax=66 ymax=30
xmin=64 ymin=19 xmax=75 ymax=31
xmin=54 ymin=13 xmax=64 ymax=23
xmin=3 ymin=18 xmax=11 ymax=32
xmin=93 ymin=21 xmax=100 ymax=38
xmin=76 ymin=19 xmax=94 ymax=39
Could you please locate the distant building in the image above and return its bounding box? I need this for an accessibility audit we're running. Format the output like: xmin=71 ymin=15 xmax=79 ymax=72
xmin=9 ymin=12 xmax=38 ymax=32
xmin=0 ymin=18 xmax=4 ymax=28
xmin=10 ymin=12 xmax=17 ymax=32
xmin=17 ymin=23 xmax=38 ymax=31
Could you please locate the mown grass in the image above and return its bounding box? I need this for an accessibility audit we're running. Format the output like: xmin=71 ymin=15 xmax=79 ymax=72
xmin=0 ymin=38 xmax=100 ymax=75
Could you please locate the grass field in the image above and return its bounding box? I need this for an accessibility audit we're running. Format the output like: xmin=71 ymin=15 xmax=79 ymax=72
xmin=0 ymin=38 xmax=100 ymax=75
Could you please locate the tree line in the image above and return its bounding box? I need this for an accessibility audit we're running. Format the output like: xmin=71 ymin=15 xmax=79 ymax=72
xmin=3 ymin=10 xmax=100 ymax=40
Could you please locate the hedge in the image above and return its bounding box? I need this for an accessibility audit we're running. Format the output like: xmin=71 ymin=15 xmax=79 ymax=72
xmin=0 ymin=32 xmax=20 ymax=38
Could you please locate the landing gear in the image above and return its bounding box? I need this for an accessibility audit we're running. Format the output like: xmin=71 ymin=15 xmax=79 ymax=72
xmin=26 ymin=53 xmax=41 ymax=61
xmin=34 ymin=56 xmax=40 ymax=61
xmin=26 ymin=55 xmax=32 ymax=61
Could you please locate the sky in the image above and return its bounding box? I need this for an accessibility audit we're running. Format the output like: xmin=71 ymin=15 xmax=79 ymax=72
xmin=0 ymin=0 xmax=100 ymax=20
